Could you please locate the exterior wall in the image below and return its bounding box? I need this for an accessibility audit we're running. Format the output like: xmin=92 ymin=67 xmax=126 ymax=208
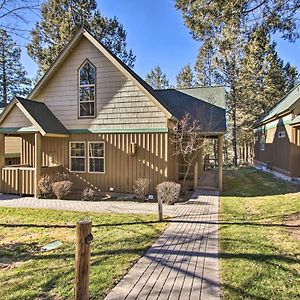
xmin=32 ymin=36 xmax=167 ymax=131
xmin=254 ymin=118 xmax=294 ymax=176
xmin=5 ymin=136 xmax=21 ymax=165
xmin=21 ymin=132 xmax=171 ymax=193
xmin=1 ymin=106 xmax=32 ymax=128
xmin=5 ymin=137 xmax=21 ymax=154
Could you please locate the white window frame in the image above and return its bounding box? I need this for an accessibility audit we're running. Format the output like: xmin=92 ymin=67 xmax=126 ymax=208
xmin=278 ymin=131 xmax=286 ymax=138
xmin=78 ymin=60 xmax=96 ymax=118
xmin=69 ymin=141 xmax=86 ymax=173
xmin=88 ymin=141 xmax=105 ymax=174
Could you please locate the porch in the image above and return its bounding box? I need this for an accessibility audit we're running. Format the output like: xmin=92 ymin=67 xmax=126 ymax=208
xmin=0 ymin=97 xmax=69 ymax=196
xmin=176 ymin=134 xmax=224 ymax=191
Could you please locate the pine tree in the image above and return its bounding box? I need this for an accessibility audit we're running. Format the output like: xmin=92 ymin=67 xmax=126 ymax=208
xmin=27 ymin=0 xmax=135 ymax=75
xmin=145 ymin=65 xmax=170 ymax=89
xmin=175 ymin=0 xmax=299 ymax=165
xmin=195 ymin=40 xmax=219 ymax=86
xmin=176 ymin=64 xmax=195 ymax=88
xmin=0 ymin=30 xmax=31 ymax=105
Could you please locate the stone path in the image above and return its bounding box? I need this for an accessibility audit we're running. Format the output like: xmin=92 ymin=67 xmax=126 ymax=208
xmin=105 ymin=189 xmax=220 ymax=300
xmin=0 ymin=194 xmax=177 ymax=216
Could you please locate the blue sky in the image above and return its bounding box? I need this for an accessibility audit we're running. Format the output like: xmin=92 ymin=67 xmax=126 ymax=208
xmin=17 ymin=0 xmax=300 ymax=85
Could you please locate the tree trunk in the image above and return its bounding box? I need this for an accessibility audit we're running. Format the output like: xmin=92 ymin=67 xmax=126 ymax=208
xmin=1 ymin=43 xmax=7 ymax=104
xmin=231 ymin=90 xmax=238 ymax=167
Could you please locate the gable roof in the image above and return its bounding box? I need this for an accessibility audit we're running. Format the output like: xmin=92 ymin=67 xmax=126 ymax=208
xmin=26 ymin=27 xmax=226 ymax=134
xmin=0 ymin=97 xmax=69 ymax=136
xmin=155 ymin=87 xmax=226 ymax=133
xmin=254 ymin=83 xmax=300 ymax=127
xmin=28 ymin=28 xmax=172 ymax=119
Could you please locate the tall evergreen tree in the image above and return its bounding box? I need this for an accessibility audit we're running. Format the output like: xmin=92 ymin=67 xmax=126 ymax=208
xmin=27 ymin=0 xmax=135 ymax=76
xmin=176 ymin=0 xmax=300 ymax=165
xmin=0 ymin=30 xmax=31 ymax=105
xmin=195 ymin=40 xmax=219 ymax=86
xmin=145 ymin=65 xmax=170 ymax=89
xmin=176 ymin=64 xmax=195 ymax=88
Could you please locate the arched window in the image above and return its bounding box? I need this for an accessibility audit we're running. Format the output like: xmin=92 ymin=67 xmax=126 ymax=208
xmin=79 ymin=60 xmax=96 ymax=117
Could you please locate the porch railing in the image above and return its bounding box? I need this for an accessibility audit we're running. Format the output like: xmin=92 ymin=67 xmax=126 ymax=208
xmin=1 ymin=166 xmax=35 ymax=195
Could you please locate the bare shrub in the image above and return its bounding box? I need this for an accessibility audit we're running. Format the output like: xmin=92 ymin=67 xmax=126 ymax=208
xmin=130 ymin=178 xmax=151 ymax=199
xmin=38 ymin=174 xmax=54 ymax=198
xmin=54 ymin=172 xmax=71 ymax=182
xmin=52 ymin=181 xmax=73 ymax=200
xmin=82 ymin=188 xmax=96 ymax=201
xmin=157 ymin=182 xmax=181 ymax=205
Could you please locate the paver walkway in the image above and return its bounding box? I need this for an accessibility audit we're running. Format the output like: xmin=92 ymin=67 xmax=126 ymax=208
xmin=105 ymin=189 xmax=220 ymax=300
xmin=0 ymin=189 xmax=220 ymax=299
xmin=0 ymin=194 xmax=177 ymax=216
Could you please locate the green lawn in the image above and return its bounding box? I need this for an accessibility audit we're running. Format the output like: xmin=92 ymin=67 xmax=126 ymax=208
xmin=0 ymin=208 xmax=167 ymax=300
xmin=220 ymin=167 xmax=300 ymax=300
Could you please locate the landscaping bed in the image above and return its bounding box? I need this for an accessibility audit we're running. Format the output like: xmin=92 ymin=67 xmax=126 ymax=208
xmin=0 ymin=208 xmax=167 ymax=300
xmin=220 ymin=167 xmax=300 ymax=299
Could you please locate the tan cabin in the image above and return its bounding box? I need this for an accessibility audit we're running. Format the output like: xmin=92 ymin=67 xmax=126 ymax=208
xmin=0 ymin=28 xmax=226 ymax=197
xmin=253 ymin=83 xmax=300 ymax=180
xmin=0 ymin=105 xmax=21 ymax=165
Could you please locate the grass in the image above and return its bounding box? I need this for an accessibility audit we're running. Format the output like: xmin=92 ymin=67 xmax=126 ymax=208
xmin=220 ymin=167 xmax=300 ymax=300
xmin=0 ymin=208 xmax=167 ymax=300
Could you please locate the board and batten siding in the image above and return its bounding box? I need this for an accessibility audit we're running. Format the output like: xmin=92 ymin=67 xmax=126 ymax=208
xmin=254 ymin=120 xmax=294 ymax=176
xmin=21 ymin=132 xmax=171 ymax=193
xmin=31 ymin=36 xmax=167 ymax=131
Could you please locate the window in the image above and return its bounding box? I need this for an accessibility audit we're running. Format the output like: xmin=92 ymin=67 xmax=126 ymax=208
xmin=79 ymin=61 xmax=96 ymax=117
xmin=278 ymin=131 xmax=286 ymax=138
xmin=88 ymin=142 xmax=105 ymax=173
xmin=70 ymin=142 xmax=86 ymax=172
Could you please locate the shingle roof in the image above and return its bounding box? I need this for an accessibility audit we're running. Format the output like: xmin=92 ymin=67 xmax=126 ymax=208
xmin=254 ymin=83 xmax=300 ymax=127
xmin=154 ymin=87 xmax=226 ymax=133
xmin=15 ymin=97 xmax=69 ymax=135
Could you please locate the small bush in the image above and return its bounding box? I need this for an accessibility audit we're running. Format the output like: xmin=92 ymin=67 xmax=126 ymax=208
xmin=130 ymin=178 xmax=151 ymax=199
xmin=52 ymin=181 xmax=73 ymax=200
xmin=82 ymin=188 xmax=96 ymax=201
xmin=55 ymin=172 xmax=71 ymax=182
xmin=38 ymin=174 xmax=54 ymax=197
xmin=156 ymin=181 xmax=181 ymax=205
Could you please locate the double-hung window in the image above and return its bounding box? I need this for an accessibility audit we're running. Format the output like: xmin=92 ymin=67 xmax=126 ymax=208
xmin=70 ymin=142 xmax=86 ymax=172
xmin=79 ymin=61 xmax=96 ymax=117
xmin=88 ymin=142 xmax=105 ymax=173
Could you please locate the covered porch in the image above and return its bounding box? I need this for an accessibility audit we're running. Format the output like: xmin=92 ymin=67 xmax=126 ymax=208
xmin=0 ymin=97 xmax=69 ymax=197
xmin=176 ymin=134 xmax=224 ymax=191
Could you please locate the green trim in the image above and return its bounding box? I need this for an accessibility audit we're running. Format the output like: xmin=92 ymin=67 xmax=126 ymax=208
xmin=69 ymin=128 xmax=169 ymax=134
xmin=0 ymin=127 xmax=38 ymax=133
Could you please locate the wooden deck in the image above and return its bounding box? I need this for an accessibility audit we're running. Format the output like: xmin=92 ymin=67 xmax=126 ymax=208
xmin=105 ymin=189 xmax=220 ymax=300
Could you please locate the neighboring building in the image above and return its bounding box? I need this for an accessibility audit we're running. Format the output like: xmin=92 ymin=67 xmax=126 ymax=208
xmin=0 ymin=28 xmax=226 ymax=196
xmin=0 ymin=102 xmax=21 ymax=165
xmin=253 ymin=83 xmax=300 ymax=180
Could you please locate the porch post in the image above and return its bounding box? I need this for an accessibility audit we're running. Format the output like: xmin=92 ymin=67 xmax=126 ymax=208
xmin=218 ymin=134 xmax=224 ymax=191
xmin=34 ymin=132 xmax=42 ymax=197
xmin=199 ymin=146 xmax=204 ymax=176
xmin=0 ymin=134 xmax=5 ymax=191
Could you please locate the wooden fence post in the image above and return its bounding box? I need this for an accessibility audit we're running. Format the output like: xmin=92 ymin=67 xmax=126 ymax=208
xmin=158 ymin=195 xmax=163 ymax=221
xmin=74 ymin=220 xmax=93 ymax=300
xmin=194 ymin=162 xmax=199 ymax=190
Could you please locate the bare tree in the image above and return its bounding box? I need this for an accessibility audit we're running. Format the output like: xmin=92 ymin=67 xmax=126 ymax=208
xmin=170 ymin=113 xmax=206 ymax=187
xmin=0 ymin=0 xmax=40 ymax=36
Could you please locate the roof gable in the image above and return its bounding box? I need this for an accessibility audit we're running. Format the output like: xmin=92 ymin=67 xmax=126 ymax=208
xmin=29 ymin=28 xmax=171 ymax=119
xmin=0 ymin=97 xmax=69 ymax=136
xmin=255 ymin=83 xmax=300 ymax=126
